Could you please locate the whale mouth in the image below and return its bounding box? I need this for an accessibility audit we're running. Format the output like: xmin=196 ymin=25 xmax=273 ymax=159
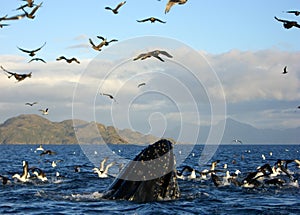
xmin=102 ymin=139 xmax=180 ymax=203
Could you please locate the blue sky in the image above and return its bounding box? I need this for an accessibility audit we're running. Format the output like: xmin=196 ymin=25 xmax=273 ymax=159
xmin=1 ymin=0 xmax=300 ymax=56
xmin=0 ymin=0 xmax=300 ymax=143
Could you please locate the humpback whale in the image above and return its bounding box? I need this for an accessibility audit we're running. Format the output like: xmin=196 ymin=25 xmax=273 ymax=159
xmin=102 ymin=139 xmax=180 ymax=203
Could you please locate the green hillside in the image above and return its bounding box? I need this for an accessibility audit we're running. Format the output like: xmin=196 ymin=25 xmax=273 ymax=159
xmin=0 ymin=114 xmax=157 ymax=144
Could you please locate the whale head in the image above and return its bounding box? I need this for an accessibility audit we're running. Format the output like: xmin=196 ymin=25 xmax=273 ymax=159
xmin=102 ymin=139 xmax=180 ymax=203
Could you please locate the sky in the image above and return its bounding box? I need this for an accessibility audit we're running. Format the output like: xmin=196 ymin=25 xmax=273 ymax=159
xmin=0 ymin=0 xmax=300 ymax=143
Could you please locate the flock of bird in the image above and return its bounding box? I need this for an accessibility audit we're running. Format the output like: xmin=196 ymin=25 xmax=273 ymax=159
xmin=176 ymin=158 xmax=300 ymax=188
xmin=0 ymin=0 xmax=187 ymax=114
xmin=1 ymin=144 xmax=300 ymax=193
xmin=0 ymin=0 xmax=299 ymax=188
xmin=0 ymin=144 xmax=120 ymax=185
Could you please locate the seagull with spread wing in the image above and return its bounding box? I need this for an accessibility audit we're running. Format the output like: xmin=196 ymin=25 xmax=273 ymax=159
xmin=39 ymin=108 xmax=49 ymax=115
xmin=285 ymin=10 xmax=300 ymax=16
xmin=137 ymin=17 xmax=166 ymax=24
xmin=138 ymin=82 xmax=146 ymax=88
xmin=165 ymin=0 xmax=188 ymax=14
xmin=28 ymin=58 xmax=46 ymax=63
xmin=89 ymin=36 xmax=118 ymax=51
xmin=56 ymin=56 xmax=80 ymax=64
xmin=105 ymin=1 xmax=126 ymax=14
xmin=21 ymin=2 xmax=42 ymax=19
xmin=17 ymin=42 xmax=46 ymax=57
xmin=100 ymin=93 xmax=117 ymax=102
xmin=1 ymin=65 xmax=32 ymax=82
xmin=25 ymin=102 xmax=38 ymax=106
xmin=133 ymin=50 xmax=173 ymax=62
xmin=274 ymin=16 xmax=300 ymax=29
xmin=16 ymin=0 xmax=36 ymax=11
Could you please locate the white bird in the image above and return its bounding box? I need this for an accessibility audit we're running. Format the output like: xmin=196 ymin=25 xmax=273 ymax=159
xmin=32 ymin=167 xmax=48 ymax=182
xmin=39 ymin=108 xmax=49 ymax=115
xmin=93 ymin=157 xmax=116 ymax=178
xmin=12 ymin=161 xmax=30 ymax=182
xmin=35 ymin=144 xmax=44 ymax=151
xmin=51 ymin=160 xmax=62 ymax=168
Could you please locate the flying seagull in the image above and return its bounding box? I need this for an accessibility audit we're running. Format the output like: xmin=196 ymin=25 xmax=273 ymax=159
xmin=25 ymin=102 xmax=38 ymax=106
xmin=282 ymin=66 xmax=288 ymax=74
xmin=39 ymin=108 xmax=49 ymax=115
xmin=0 ymin=16 xmax=10 ymax=27
xmin=28 ymin=58 xmax=46 ymax=63
xmin=16 ymin=0 xmax=36 ymax=11
xmin=105 ymin=1 xmax=126 ymax=14
xmin=17 ymin=42 xmax=46 ymax=57
xmin=89 ymin=37 xmax=118 ymax=51
xmin=97 ymin=36 xmax=118 ymax=46
xmin=137 ymin=82 xmax=146 ymax=88
xmin=1 ymin=65 xmax=32 ymax=82
xmin=3 ymin=14 xmax=26 ymax=21
xmin=285 ymin=10 xmax=300 ymax=16
xmin=0 ymin=15 xmax=8 ymax=21
xmin=0 ymin=23 xmax=9 ymax=28
xmin=133 ymin=50 xmax=173 ymax=62
xmin=21 ymin=2 xmax=43 ymax=19
xmin=232 ymin=139 xmax=243 ymax=144
xmin=100 ymin=93 xmax=117 ymax=102
xmin=137 ymin=17 xmax=166 ymax=23
xmin=56 ymin=56 xmax=80 ymax=64
xmin=165 ymin=0 xmax=188 ymax=14
xmin=274 ymin=16 xmax=300 ymax=29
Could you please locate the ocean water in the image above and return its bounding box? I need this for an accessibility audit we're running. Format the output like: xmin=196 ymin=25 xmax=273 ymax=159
xmin=0 ymin=143 xmax=300 ymax=215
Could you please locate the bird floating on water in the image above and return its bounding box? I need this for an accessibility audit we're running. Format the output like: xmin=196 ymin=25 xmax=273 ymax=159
xmin=274 ymin=16 xmax=300 ymax=29
xmin=40 ymin=149 xmax=56 ymax=156
xmin=165 ymin=0 xmax=188 ymax=14
xmin=133 ymin=50 xmax=173 ymax=62
xmin=93 ymin=157 xmax=116 ymax=178
xmin=12 ymin=161 xmax=30 ymax=183
xmin=56 ymin=56 xmax=80 ymax=64
xmin=1 ymin=65 xmax=32 ymax=82
xmin=105 ymin=1 xmax=126 ymax=14
xmin=17 ymin=42 xmax=46 ymax=57
xmin=35 ymin=144 xmax=44 ymax=151
xmin=137 ymin=17 xmax=166 ymax=24
xmin=0 ymin=175 xmax=10 ymax=185
xmin=31 ymin=167 xmax=48 ymax=182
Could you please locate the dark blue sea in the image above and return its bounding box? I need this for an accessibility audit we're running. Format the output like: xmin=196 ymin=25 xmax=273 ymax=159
xmin=1 ymin=143 xmax=300 ymax=215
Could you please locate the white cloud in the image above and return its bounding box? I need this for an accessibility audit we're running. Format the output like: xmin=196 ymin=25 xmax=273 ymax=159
xmin=1 ymin=47 xmax=299 ymax=133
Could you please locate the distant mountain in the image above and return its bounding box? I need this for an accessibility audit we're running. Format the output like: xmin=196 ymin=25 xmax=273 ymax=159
xmin=219 ymin=118 xmax=300 ymax=144
xmin=165 ymin=118 xmax=300 ymax=144
xmin=0 ymin=114 xmax=157 ymax=144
